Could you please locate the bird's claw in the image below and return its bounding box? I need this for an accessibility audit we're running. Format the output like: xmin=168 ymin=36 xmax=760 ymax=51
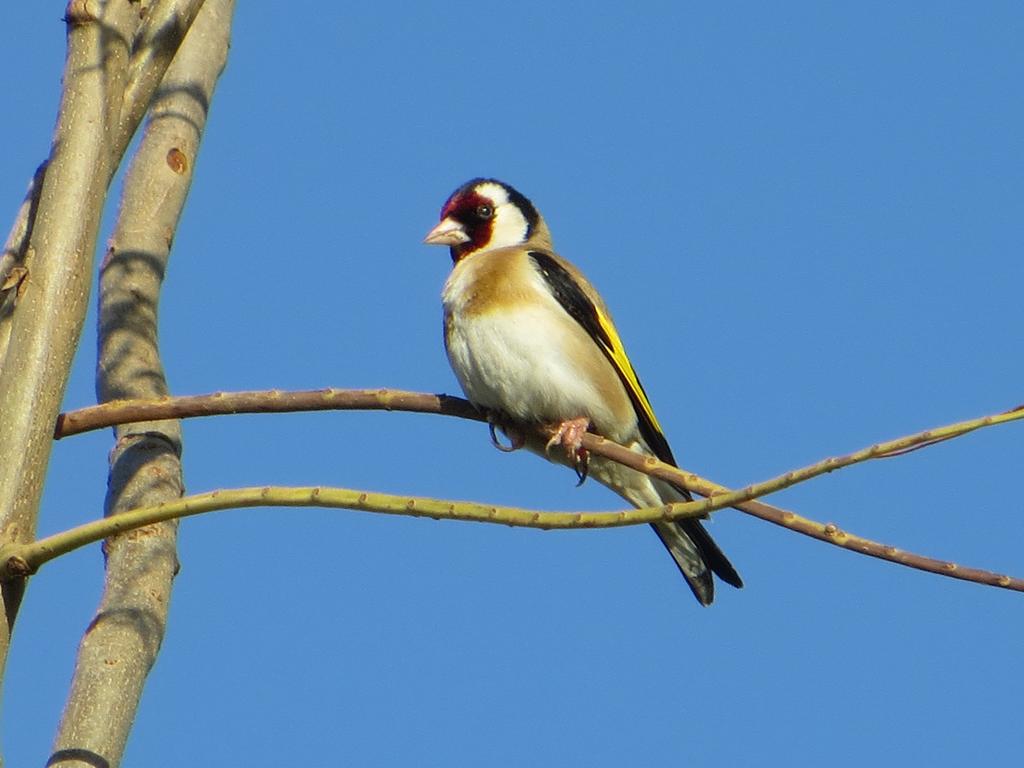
xmin=489 ymin=421 xmax=525 ymax=452
xmin=546 ymin=417 xmax=591 ymax=486
xmin=573 ymin=449 xmax=590 ymax=486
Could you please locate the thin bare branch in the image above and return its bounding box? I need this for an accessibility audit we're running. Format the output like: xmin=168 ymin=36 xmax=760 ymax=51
xmin=578 ymin=435 xmax=1022 ymax=592
xmin=57 ymin=388 xmax=1024 ymax=455
xmin=2 ymin=462 xmax=1019 ymax=592
xmin=0 ymin=485 xmax=712 ymax=579
xmin=51 ymin=388 xmax=1024 ymax=593
xmin=56 ymin=388 xmax=483 ymax=438
xmin=0 ymin=163 xmax=43 ymax=280
xmin=0 ymin=161 xmax=45 ymax=371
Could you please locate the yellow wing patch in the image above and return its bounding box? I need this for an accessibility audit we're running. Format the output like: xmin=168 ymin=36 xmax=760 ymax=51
xmin=527 ymin=249 xmax=676 ymax=465
xmin=592 ymin=304 xmax=676 ymax=465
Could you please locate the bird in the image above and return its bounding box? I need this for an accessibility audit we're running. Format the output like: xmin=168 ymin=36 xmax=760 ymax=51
xmin=424 ymin=178 xmax=742 ymax=605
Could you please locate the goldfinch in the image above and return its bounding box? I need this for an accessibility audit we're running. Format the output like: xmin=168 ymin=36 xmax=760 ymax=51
xmin=425 ymin=178 xmax=742 ymax=606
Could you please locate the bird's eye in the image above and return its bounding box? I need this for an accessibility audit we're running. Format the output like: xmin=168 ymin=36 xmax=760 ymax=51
xmin=475 ymin=204 xmax=493 ymax=220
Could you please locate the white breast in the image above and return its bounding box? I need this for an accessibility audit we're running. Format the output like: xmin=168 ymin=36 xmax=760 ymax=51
xmin=442 ymin=254 xmax=625 ymax=432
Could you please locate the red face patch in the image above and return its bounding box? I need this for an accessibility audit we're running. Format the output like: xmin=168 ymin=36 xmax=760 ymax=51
xmin=439 ymin=188 xmax=497 ymax=260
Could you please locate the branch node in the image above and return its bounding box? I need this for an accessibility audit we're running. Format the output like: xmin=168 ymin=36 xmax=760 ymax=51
xmin=1 ymin=553 xmax=33 ymax=580
xmin=166 ymin=147 xmax=188 ymax=175
xmin=64 ymin=0 xmax=100 ymax=26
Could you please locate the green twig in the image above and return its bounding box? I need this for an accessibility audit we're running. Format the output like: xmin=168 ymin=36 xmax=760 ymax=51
xmin=46 ymin=390 xmax=1024 ymax=593
xmin=0 ymin=484 xmax=717 ymax=579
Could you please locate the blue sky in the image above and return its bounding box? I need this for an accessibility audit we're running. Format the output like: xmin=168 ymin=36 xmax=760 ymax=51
xmin=3 ymin=3 xmax=1022 ymax=766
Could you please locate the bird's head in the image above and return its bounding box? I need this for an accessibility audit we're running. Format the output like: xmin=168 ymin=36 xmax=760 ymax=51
xmin=424 ymin=178 xmax=552 ymax=262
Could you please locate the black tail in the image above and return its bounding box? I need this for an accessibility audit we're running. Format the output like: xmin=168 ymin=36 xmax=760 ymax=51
xmin=650 ymin=519 xmax=742 ymax=606
xmin=650 ymin=482 xmax=743 ymax=606
xmin=681 ymin=518 xmax=744 ymax=589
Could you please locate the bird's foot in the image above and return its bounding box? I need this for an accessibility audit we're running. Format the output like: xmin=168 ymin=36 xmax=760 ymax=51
xmin=489 ymin=420 xmax=525 ymax=452
xmin=545 ymin=417 xmax=590 ymax=456
xmin=546 ymin=417 xmax=591 ymax=486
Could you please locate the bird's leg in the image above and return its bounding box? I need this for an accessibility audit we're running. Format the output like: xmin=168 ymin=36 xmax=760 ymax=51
xmin=488 ymin=420 xmax=525 ymax=453
xmin=545 ymin=417 xmax=591 ymax=485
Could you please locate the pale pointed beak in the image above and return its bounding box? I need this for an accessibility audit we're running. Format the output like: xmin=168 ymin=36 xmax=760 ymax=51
xmin=424 ymin=217 xmax=470 ymax=246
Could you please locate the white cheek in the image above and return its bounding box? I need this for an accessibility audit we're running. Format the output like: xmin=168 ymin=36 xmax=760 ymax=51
xmin=488 ymin=207 xmax=529 ymax=248
xmin=471 ymin=182 xmax=528 ymax=248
